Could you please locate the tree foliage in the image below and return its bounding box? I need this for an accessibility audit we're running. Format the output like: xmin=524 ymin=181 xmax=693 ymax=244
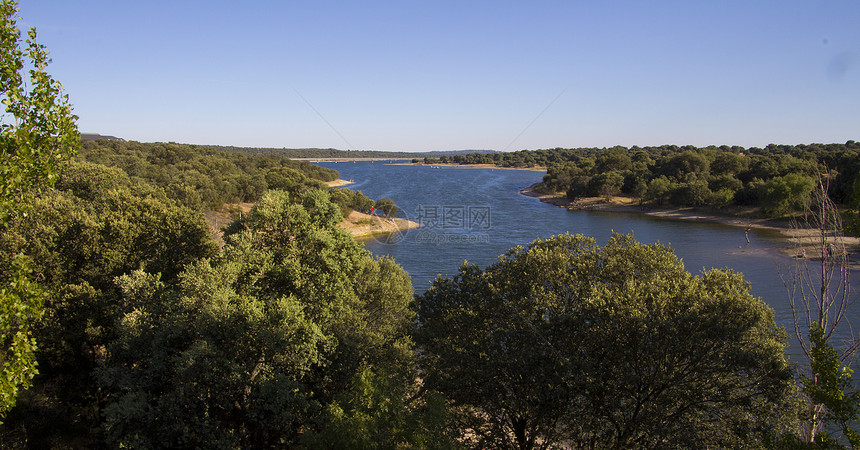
xmin=0 ymin=163 xmax=219 ymax=442
xmin=758 ymin=173 xmax=815 ymax=217
xmin=802 ymin=325 xmax=860 ymax=447
xmin=0 ymin=255 xmax=43 ymax=420
xmin=329 ymin=187 xmax=375 ymax=217
xmin=76 ymin=139 xmax=401 ymax=220
xmin=0 ymin=2 xmax=78 ymax=222
xmin=374 ymin=197 xmax=398 ymax=218
xmin=0 ymin=0 xmax=78 ymax=420
xmin=438 ymin=142 xmax=860 ymax=217
xmin=76 ymin=138 xmax=339 ymax=206
xmin=95 ymin=189 xmax=422 ymax=447
xmin=416 ymin=233 xmax=797 ymax=448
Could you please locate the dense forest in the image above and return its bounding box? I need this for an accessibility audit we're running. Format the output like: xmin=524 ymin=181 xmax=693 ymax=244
xmin=79 ymin=138 xmax=497 ymax=161
xmin=3 ymin=2 xmax=860 ymax=447
xmin=425 ymin=143 xmax=860 ymax=221
xmin=78 ymin=139 xmax=339 ymax=204
xmin=76 ymin=139 xmax=390 ymax=220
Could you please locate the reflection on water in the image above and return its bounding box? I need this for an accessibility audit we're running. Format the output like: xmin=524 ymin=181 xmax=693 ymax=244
xmin=320 ymin=162 xmax=860 ymax=355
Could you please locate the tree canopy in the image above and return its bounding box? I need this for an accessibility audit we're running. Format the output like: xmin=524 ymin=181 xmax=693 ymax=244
xmin=416 ymin=233 xmax=797 ymax=449
xmin=95 ymin=188 xmax=424 ymax=447
xmin=0 ymin=0 xmax=78 ymax=420
xmin=429 ymin=142 xmax=860 ymax=217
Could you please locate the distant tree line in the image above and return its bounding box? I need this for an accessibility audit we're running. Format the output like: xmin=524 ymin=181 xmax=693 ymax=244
xmin=428 ymin=142 xmax=860 ymax=219
xmin=218 ymin=146 xmax=496 ymax=160
xmin=210 ymin=145 xmax=427 ymax=160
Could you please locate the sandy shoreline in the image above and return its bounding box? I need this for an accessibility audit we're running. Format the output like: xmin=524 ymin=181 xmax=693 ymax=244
xmin=325 ymin=178 xmax=354 ymax=187
xmin=338 ymin=210 xmax=420 ymax=239
xmin=204 ymin=198 xmax=418 ymax=243
xmin=520 ymin=183 xmax=860 ymax=270
xmin=324 ymin=179 xmax=420 ymax=238
xmin=392 ymin=162 xmax=547 ymax=171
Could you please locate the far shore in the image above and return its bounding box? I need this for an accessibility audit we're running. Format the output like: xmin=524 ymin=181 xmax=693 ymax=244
xmin=520 ymin=183 xmax=860 ymax=270
xmin=393 ymin=162 xmax=547 ymax=172
xmin=295 ymin=157 xmax=410 ymax=162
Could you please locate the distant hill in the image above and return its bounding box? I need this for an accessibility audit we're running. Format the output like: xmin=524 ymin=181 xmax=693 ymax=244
xmin=212 ymin=147 xmax=500 ymax=159
xmin=80 ymin=133 xmax=125 ymax=141
xmin=421 ymin=149 xmax=499 ymax=157
xmin=217 ymin=147 xmax=423 ymax=159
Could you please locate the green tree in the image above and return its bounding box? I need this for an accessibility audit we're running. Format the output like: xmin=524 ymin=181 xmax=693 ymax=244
xmin=594 ymin=147 xmax=632 ymax=173
xmin=0 ymin=255 xmax=43 ymax=422
xmin=846 ymin=178 xmax=860 ymax=237
xmin=669 ymin=178 xmax=712 ymax=206
xmin=802 ymin=325 xmax=860 ymax=447
xmin=98 ymin=189 xmax=421 ymax=447
xmin=374 ymin=197 xmax=398 ymax=218
xmin=758 ymin=173 xmax=815 ymax=217
xmin=0 ymin=0 xmax=78 ymax=420
xmin=711 ymin=151 xmax=749 ymax=177
xmin=644 ymin=175 xmax=673 ymax=206
xmin=330 ymin=188 xmax=375 ymax=217
xmin=586 ymin=170 xmax=624 ymax=198
xmin=0 ymin=166 xmax=218 ymax=443
xmin=308 ymin=365 xmax=458 ymax=449
xmin=661 ymin=150 xmax=710 ymax=181
xmin=416 ymin=233 xmax=796 ymax=449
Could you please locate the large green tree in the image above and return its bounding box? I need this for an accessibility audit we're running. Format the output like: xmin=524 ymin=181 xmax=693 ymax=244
xmin=96 ymin=189 xmax=425 ymax=447
xmin=757 ymin=173 xmax=815 ymax=217
xmin=0 ymin=161 xmax=218 ymax=444
xmin=416 ymin=233 xmax=796 ymax=449
xmin=0 ymin=0 xmax=78 ymax=419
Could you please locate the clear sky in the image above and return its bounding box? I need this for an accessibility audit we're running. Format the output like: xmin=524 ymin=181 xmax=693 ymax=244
xmin=16 ymin=0 xmax=860 ymax=152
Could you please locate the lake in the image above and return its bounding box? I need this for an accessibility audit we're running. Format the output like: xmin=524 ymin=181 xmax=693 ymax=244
xmin=320 ymin=161 xmax=860 ymax=351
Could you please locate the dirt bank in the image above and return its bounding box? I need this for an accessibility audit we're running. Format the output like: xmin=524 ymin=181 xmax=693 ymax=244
xmin=338 ymin=210 xmax=420 ymax=239
xmin=205 ymin=202 xmax=418 ymax=244
xmin=520 ymin=184 xmax=860 ymax=270
xmin=325 ymin=179 xmax=354 ymax=187
xmin=394 ymin=162 xmax=547 ymax=171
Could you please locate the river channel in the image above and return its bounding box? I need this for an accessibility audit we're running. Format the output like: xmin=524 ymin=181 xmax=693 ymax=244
xmin=319 ymin=161 xmax=860 ymax=351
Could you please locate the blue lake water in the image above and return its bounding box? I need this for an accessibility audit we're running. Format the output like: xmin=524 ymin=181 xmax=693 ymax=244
xmin=320 ymin=161 xmax=860 ymax=353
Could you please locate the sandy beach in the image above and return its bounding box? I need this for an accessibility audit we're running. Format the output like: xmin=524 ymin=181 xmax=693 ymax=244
xmin=338 ymin=210 xmax=420 ymax=239
xmin=394 ymin=162 xmax=547 ymax=171
xmin=325 ymin=178 xmax=354 ymax=187
xmin=520 ymin=183 xmax=860 ymax=270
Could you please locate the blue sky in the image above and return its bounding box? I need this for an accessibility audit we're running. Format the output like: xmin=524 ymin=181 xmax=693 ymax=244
xmin=17 ymin=0 xmax=860 ymax=152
